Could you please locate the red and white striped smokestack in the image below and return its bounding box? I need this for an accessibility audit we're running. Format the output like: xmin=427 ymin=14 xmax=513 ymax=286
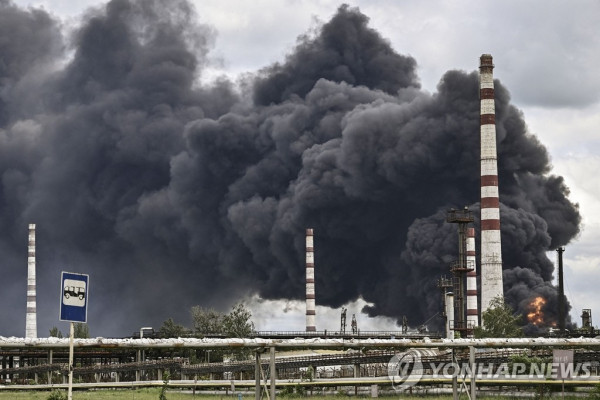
xmin=479 ymin=54 xmax=504 ymax=316
xmin=26 ymin=223 xmax=37 ymax=339
xmin=305 ymin=228 xmax=316 ymax=332
xmin=466 ymin=227 xmax=479 ymax=329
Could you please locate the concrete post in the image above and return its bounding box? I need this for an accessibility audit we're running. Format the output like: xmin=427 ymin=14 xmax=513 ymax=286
xmin=47 ymin=350 xmax=53 ymax=384
xmin=136 ymin=350 xmax=141 ymax=381
xmin=270 ymin=347 xmax=276 ymax=400
xmin=255 ymin=352 xmax=261 ymax=400
xmin=354 ymin=363 xmax=360 ymax=395
xmin=470 ymin=346 xmax=476 ymax=400
xmin=370 ymin=385 xmax=378 ymax=398
xmin=452 ymin=349 xmax=458 ymax=400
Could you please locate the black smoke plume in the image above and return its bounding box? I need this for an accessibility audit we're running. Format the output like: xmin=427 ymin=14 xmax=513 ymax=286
xmin=0 ymin=1 xmax=580 ymax=336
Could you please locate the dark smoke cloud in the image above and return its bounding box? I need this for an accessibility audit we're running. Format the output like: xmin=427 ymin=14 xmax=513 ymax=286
xmin=253 ymin=4 xmax=419 ymax=106
xmin=0 ymin=1 xmax=580 ymax=337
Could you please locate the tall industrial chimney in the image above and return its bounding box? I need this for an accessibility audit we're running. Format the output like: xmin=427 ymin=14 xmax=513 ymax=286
xmin=479 ymin=54 xmax=504 ymax=316
xmin=26 ymin=223 xmax=37 ymax=339
xmin=305 ymin=228 xmax=316 ymax=332
xmin=466 ymin=227 xmax=479 ymax=329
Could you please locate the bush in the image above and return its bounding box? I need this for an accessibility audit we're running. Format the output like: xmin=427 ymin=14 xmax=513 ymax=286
xmin=280 ymin=384 xmax=295 ymax=396
xmin=590 ymin=383 xmax=600 ymax=400
xmin=47 ymin=390 xmax=67 ymax=400
xmin=159 ymin=371 xmax=170 ymax=400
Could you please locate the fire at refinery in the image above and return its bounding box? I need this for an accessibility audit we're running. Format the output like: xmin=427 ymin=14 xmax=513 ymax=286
xmin=0 ymin=1 xmax=584 ymax=338
xmin=527 ymin=296 xmax=547 ymax=326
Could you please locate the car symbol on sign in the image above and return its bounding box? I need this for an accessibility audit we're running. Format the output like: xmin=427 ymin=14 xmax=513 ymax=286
xmin=64 ymin=286 xmax=85 ymax=300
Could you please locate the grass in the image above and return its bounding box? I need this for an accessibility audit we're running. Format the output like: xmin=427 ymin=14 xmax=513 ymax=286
xmin=0 ymin=388 xmax=196 ymax=399
xmin=0 ymin=394 xmax=406 ymax=400
xmin=0 ymin=392 xmax=594 ymax=400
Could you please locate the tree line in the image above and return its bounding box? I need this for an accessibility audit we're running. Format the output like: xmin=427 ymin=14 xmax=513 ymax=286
xmin=50 ymin=303 xmax=255 ymax=340
xmin=158 ymin=303 xmax=255 ymax=338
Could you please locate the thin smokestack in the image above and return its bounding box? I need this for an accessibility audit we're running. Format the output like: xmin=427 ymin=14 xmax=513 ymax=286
xmin=479 ymin=54 xmax=504 ymax=317
xmin=466 ymin=227 xmax=479 ymax=329
xmin=306 ymin=228 xmax=316 ymax=331
xmin=445 ymin=292 xmax=454 ymax=339
xmin=557 ymin=247 xmax=565 ymax=334
xmin=26 ymin=223 xmax=37 ymax=339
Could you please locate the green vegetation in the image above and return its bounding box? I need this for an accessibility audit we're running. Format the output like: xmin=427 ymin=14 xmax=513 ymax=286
xmin=190 ymin=303 xmax=254 ymax=338
xmin=474 ymin=296 xmax=523 ymax=338
xmin=591 ymin=383 xmax=600 ymax=400
xmin=48 ymin=323 xmax=90 ymax=339
xmin=507 ymin=353 xmax=550 ymax=373
xmin=74 ymin=323 xmax=90 ymax=338
xmin=46 ymin=389 xmax=66 ymax=400
xmin=159 ymin=371 xmax=171 ymax=400
xmin=0 ymin=393 xmax=593 ymax=400
xmin=0 ymin=389 xmax=196 ymax=399
xmin=49 ymin=327 xmax=63 ymax=338
xmin=188 ymin=302 xmax=255 ymax=361
xmin=158 ymin=318 xmax=187 ymax=338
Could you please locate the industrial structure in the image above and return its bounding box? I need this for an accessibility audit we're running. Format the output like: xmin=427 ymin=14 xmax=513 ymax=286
xmin=305 ymin=228 xmax=316 ymax=332
xmin=12 ymin=55 xmax=587 ymax=348
xmin=438 ymin=54 xmax=505 ymax=336
xmin=3 ymin=336 xmax=600 ymax=396
xmin=466 ymin=227 xmax=479 ymax=328
xmin=557 ymin=247 xmax=566 ymax=334
xmin=479 ymin=54 xmax=504 ymax=316
xmin=445 ymin=292 xmax=454 ymax=339
xmin=447 ymin=207 xmax=475 ymax=336
xmin=437 ymin=276 xmax=453 ymax=338
xmin=582 ymin=309 xmax=593 ymax=331
xmin=25 ymin=223 xmax=37 ymax=339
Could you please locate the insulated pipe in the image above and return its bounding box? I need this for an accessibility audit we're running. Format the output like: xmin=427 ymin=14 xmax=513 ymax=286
xmin=466 ymin=228 xmax=479 ymax=329
xmin=26 ymin=223 xmax=37 ymax=339
xmin=306 ymin=229 xmax=316 ymax=332
xmin=479 ymin=54 xmax=504 ymax=316
xmin=1 ymin=337 xmax=600 ymax=349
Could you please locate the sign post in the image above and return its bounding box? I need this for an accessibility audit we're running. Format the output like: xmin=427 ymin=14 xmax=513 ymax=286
xmin=60 ymin=272 xmax=89 ymax=400
xmin=553 ymin=349 xmax=574 ymax=400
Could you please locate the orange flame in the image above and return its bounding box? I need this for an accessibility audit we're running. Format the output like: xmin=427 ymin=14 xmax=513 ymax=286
xmin=527 ymin=296 xmax=546 ymax=325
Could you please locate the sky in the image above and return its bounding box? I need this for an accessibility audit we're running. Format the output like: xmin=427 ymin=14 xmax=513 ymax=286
xmin=3 ymin=0 xmax=598 ymax=336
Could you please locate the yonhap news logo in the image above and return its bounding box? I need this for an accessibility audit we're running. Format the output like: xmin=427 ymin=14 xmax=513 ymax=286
xmin=387 ymin=349 xmax=425 ymax=391
xmin=387 ymin=350 xmax=593 ymax=391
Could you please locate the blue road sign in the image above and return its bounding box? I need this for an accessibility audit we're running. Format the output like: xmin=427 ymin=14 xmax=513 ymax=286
xmin=60 ymin=272 xmax=89 ymax=323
